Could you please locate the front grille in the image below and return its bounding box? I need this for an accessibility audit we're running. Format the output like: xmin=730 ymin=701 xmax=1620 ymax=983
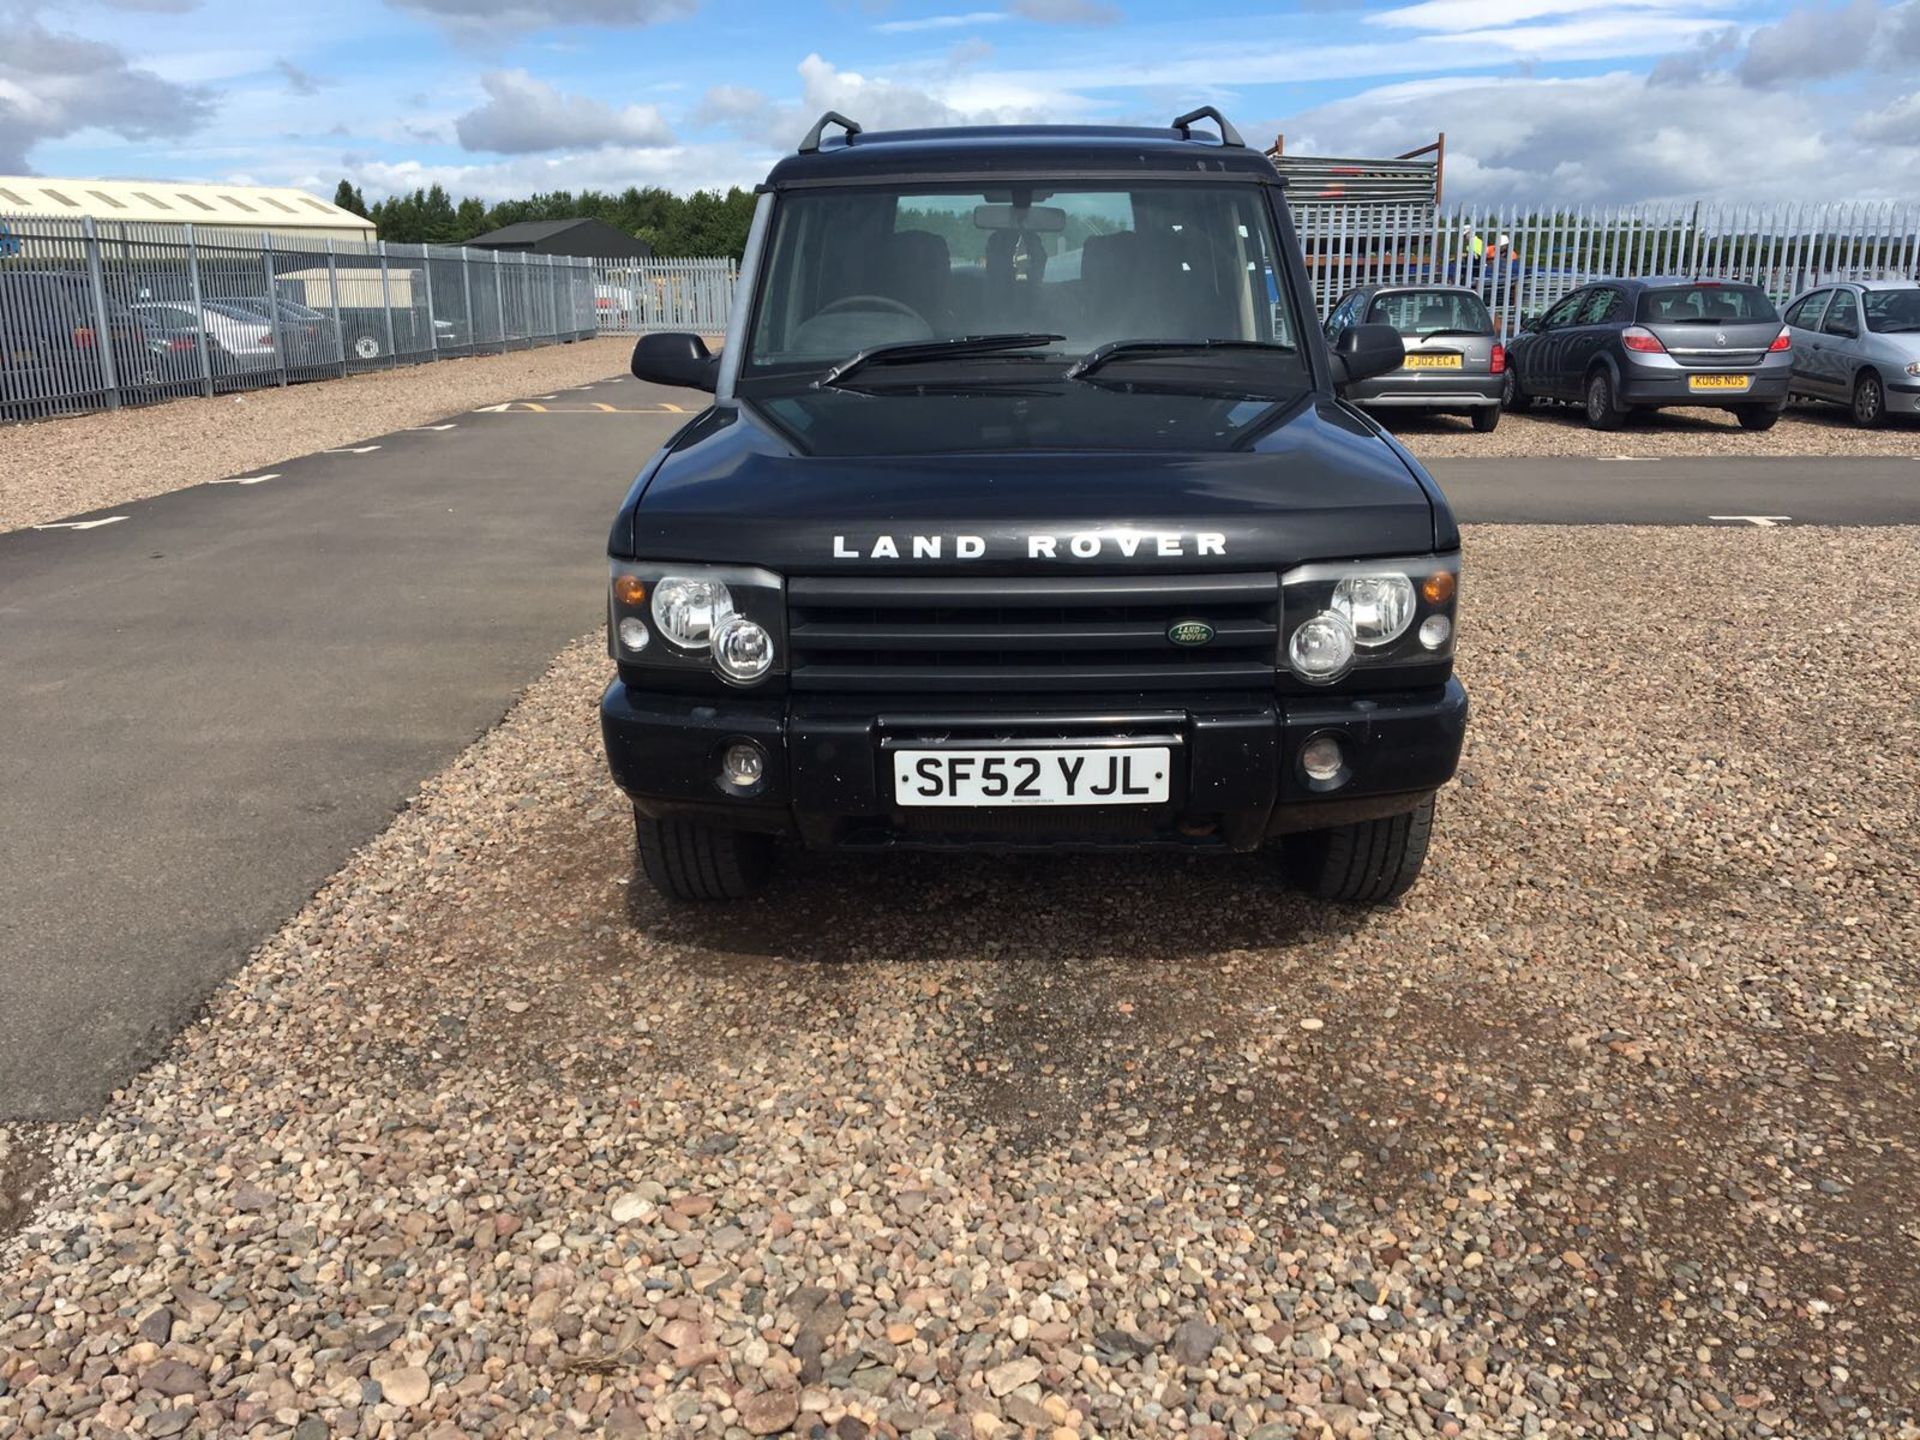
xmin=787 ymin=572 xmax=1279 ymax=693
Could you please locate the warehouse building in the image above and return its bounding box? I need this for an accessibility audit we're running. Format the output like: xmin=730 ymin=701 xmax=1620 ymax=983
xmin=0 ymin=176 xmax=376 ymax=244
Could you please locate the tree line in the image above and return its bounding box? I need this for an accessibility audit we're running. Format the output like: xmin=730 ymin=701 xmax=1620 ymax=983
xmin=332 ymin=180 xmax=757 ymax=258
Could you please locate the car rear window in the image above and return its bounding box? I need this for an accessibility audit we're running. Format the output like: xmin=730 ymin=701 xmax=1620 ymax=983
xmin=1366 ymin=290 xmax=1491 ymax=336
xmin=1637 ymin=285 xmax=1778 ymax=324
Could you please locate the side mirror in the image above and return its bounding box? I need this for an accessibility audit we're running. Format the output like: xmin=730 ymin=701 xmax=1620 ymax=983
xmin=1329 ymin=322 xmax=1405 ymax=388
xmin=1520 ymin=312 xmax=1541 ymax=332
xmin=631 ymin=332 xmax=718 ymax=392
xmin=1831 ymin=322 xmax=1859 ymax=340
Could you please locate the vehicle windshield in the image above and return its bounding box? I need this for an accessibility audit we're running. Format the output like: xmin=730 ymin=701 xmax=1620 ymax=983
xmin=743 ymin=182 xmax=1306 ymax=391
xmin=1865 ymin=288 xmax=1920 ymax=333
xmin=1637 ymin=284 xmax=1778 ymax=324
xmin=1366 ymin=289 xmax=1491 ymax=336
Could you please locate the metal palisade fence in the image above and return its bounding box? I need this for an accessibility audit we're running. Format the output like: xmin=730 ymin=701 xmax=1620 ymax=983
xmin=1295 ymin=200 xmax=1920 ymax=341
xmin=0 ymin=215 xmax=602 ymax=423
xmin=589 ymin=257 xmax=738 ymax=337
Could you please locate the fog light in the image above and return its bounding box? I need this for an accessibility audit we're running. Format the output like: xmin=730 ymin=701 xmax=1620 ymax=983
xmin=722 ymin=742 xmax=765 ymax=789
xmin=617 ymin=616 xmax=650 ymax=653
xmin=1418 ymin=615 xmax=1452 ymax=650
xmin=1301 ymin=735 xmax=1344 ymax=783
xmin=1287 ymin=611 xmax=1355 ymax=683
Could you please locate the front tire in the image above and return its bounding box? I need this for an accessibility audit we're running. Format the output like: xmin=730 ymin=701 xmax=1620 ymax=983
xmin=1852 ymin=371 xmax=1886 ymax=429
xmin=634 ymin=811 xmax=773 ymax=902
xmin=1584 ymin=370 xmax=1625 ymax=431
xmin=1470 ymin=405 xmax=1500 ymax=433
xmin=1735 ymin=404 xmax=1782 ymax=432
xmin=1284 ymin=797 xmax=1435 ymax=905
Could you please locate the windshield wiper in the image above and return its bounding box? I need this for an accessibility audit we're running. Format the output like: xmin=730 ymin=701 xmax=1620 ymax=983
xmin=818 ymin=332 xmax=1064 ymax=387
xmin=1064 ymin=338 xmax=1295 ymax=380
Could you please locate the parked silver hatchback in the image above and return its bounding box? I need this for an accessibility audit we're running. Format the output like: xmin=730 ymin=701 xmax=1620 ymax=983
xmin=1326 ymin=284 xmax=1504 ymax=432
xmin=1782 ymin=281 xmax=1920 ymax=427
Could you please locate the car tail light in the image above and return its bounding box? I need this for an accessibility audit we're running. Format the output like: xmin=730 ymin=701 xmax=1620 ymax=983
xmin=1621 ymin=326 xmax=1665 ymax=354
xmin=170 ymin=336 xmax=196 ymax=352
xmin=73 ymin=326 xmax=96 ymax=348
xmin=1489 ymin=343 xmax=1506 ymax=375
xmin=259 ymin=333 xmax=274 ymax=346
xmin=1769 ymin=328 xmax=1791 ymax=352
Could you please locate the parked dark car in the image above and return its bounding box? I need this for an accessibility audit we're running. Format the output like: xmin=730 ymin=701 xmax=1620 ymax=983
xmin=1326 ymin=283 xmax=1503 ymax=431
xmin=602 ymin=109 xmax=1467 ymax=907
xmin=1782 ymin=281 xmax=1920 ymax=427
xmin=0 ymin=270 xmax=153 ymax=408
xmin=1503 ymin=277 xmax=1792 ymax=431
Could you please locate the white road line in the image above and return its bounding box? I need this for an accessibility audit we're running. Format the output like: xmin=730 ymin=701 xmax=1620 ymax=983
xmin=1708 ymin=515 xmax=1793 ymax=527
xmin=407 ymin=424 xmax=458 ymax=431
xmin=473 ymin=403 xmax=512 ymax=413
xmin=210 ymin=473 xmax=281 ymax=486
xmin=34 ymin=516 xmax=127 ymax=531
xmin=323 ymin=445 xmax=382 ymax=454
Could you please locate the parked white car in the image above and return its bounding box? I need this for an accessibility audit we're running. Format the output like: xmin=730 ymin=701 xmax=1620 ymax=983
xmin=131 ymin=300 xmax=279 ymax=370
xmin=1782 ymin=280 xmax=1920 ymax=427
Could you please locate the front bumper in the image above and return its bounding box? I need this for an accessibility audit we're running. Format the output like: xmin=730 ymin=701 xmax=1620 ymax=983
xmin=601 ymin=678 xmax=1469 ymax=852
xmin=1886 ymin=378 xmax=1920 ymax=415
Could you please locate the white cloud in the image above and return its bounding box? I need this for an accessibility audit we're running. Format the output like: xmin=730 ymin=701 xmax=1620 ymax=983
xmin=454 ymin=70 xmax=673 ymax=153
xmin=352 ymin=141 xmax=769 ymax=202
xmin=1853 ymin=89 xmax=1920 ymax=144
xmin=1370 ymin=0 xmax=1732 ymax=32
xmin=0 ymin=15 xmax=213 ymax=172
xmin=388 ymin=0 xmax=695 ymax=37
xmin=1276 ymin=69 xmax=1920 ymax=204
xmin=875 ymin=10 xmax=1005 ymax=32
xmin=1009 ymin=0 xmax=1121 ymax=20
xmin=1739 ymin=0 xmax=1886 ymax=84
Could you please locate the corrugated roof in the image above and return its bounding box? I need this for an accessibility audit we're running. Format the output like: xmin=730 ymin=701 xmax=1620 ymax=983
xmin=0 ymin=176 xmax=376 ymax=231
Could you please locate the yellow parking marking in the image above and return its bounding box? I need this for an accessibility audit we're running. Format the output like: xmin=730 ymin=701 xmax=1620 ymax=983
xmin=473 ymin=399 xmax=684 ymax=414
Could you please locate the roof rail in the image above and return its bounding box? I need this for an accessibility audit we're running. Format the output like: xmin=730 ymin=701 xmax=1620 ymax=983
xmin=799 ymin=112 xmax=863 ymax=154
xmin=1170 ymin=106 xmax=1245 ymax=148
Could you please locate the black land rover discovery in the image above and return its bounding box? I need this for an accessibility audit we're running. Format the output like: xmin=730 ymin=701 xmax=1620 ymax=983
xmin=602 ymin=109 xmax=1467 ymax=905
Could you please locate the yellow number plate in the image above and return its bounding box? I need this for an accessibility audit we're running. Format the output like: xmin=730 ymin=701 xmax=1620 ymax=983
xmin=1688 ymin=373 xmax=1751 ymax=391
xmin=1402 ymin=353 xmax=1463 ymax=369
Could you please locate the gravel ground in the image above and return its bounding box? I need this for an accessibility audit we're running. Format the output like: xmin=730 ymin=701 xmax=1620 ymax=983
xmin=1386 ymin=402 xmax=1920 ymax=460
xmin=4 ymin=526 xmax=1918 ymax=1439
xmin=0 ymin=338 xmax=634 ymax=534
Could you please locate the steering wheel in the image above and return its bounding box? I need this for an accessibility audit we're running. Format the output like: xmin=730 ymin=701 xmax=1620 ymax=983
xmin=814 ymin=293 xmax=925 ymax=324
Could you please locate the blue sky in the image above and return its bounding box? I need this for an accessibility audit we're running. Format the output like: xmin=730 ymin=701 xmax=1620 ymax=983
xmin=5 ymin=0 xmax=1919 ymax=205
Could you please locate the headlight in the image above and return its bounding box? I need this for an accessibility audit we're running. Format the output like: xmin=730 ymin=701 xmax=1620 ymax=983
xmin=1281 ymin=553 xmax=1458 ymax=686
xmin=713 ymin=614 xmax=774 ymax=683
xmin=652 ymin=576 xmax=732 ymax=650
xmin=609 ymin=562 xmax=784 ymax=684
xmin=1907 ymin=361 xmax=1920 ymax=378
xmin=1331 ymin=573 xmax=1415 ymax=646
xmin=1288 ymin=612 xmax=1356 ymax=683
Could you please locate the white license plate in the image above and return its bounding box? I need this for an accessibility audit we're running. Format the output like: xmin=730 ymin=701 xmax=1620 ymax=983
xmin=893 ymin=746 xmax=1172 ymax=807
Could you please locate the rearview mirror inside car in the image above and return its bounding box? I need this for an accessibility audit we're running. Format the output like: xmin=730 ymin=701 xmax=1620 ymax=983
xmin=631 ymin=332 xmax=719 ymax=392
xmin=974 ymin=203 xmax=1067 ymax=232
xmin=1329 ymin=322 xmax=1405 ymax=388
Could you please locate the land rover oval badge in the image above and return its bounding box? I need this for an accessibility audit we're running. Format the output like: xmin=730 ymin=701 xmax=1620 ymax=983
xmin=1167 ymin=620 xmax=1215 ymax=647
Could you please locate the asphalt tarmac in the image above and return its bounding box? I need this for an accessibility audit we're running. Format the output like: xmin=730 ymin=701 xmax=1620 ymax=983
xmin=3 ymin=383 xmax=1915 ymax=1116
